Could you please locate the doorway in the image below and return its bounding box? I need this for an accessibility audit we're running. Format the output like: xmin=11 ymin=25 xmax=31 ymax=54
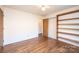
xmin=43 ymin=19 xmax=48 ymax=37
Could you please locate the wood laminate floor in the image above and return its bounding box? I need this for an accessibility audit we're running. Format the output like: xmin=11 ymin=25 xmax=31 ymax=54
xmin=2 ymin=36 xmax=79 ymax=53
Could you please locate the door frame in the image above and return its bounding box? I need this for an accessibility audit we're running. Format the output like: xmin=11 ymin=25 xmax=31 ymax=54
xmin=0 ymin=8 xmax=3 ymax=52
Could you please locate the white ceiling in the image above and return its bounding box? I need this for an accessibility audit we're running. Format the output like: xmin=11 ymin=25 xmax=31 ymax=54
xmin=3 ymin=5 xmax=76 ymax=16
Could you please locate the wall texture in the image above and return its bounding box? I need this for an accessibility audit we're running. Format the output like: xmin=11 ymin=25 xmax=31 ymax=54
xmin=1 ymin=7 xmax=42 ymax=45
xmin=39 ymin=19 xmax=43 ymax=34
xmin=48 ymin=17 xmax=57 ymax=39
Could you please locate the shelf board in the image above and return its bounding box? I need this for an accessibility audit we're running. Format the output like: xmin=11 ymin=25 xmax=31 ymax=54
xmin=58 ymin=37 xmax=79 ymax=44
xmin=58 ymin=32 xmax=79 ymax=36
xmin=58 ymin=28 xmax=79 ymax=31
xmin=59 ymin=17 xmax=79 ymax=21
xmin=58 ymin=23 xmax=79 ymax=25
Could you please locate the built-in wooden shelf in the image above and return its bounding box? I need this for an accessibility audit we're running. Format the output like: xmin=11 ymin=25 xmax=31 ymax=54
xmin=58 ymin=28 xmax=79 ymax=31
xmin=58 ymin=36 xmax=79 ymax=44
xmin=58 ymin=23 xmax=79 ymax=25
xmin=57 ymin=10 xmax=79 ymax=46
xmin=58 ymin=32 xmax=79 ymax=36
xmin=59 ymin=17 xmax=79 ymax=21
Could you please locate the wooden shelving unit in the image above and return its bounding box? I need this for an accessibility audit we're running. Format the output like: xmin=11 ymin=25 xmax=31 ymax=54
xmin=57 ymin=10 xmax=79 ymax=46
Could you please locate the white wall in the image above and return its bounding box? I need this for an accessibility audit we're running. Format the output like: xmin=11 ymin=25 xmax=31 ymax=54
xmin=1 ymin=7 xmax=42 ymax=45
xmin=39 ymin=19 xmax=43 ymax=34
xmin=48 ymin=18 xmax=57 ymax=39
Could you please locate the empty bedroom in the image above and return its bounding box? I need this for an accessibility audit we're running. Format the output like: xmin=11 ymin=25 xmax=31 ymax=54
xmin=0 ymin=5 xmax=79 ymax=53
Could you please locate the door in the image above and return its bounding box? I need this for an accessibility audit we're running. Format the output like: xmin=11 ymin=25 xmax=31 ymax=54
xmin=0 ymin=8 xmax=3 ymax=52
xmin=43 ymin=19 xmax=48 ymax=37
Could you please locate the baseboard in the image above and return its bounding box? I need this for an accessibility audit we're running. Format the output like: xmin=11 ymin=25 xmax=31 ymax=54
xmin=4 ymin=36 xmax=38 ymax=46
xmin=48 ymin=36 xmax=57 ymax=40
xmin=39 ymin=33 xmax=42 ymax=35
xmin=4 ymin=35 xmax=38 ymax=46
